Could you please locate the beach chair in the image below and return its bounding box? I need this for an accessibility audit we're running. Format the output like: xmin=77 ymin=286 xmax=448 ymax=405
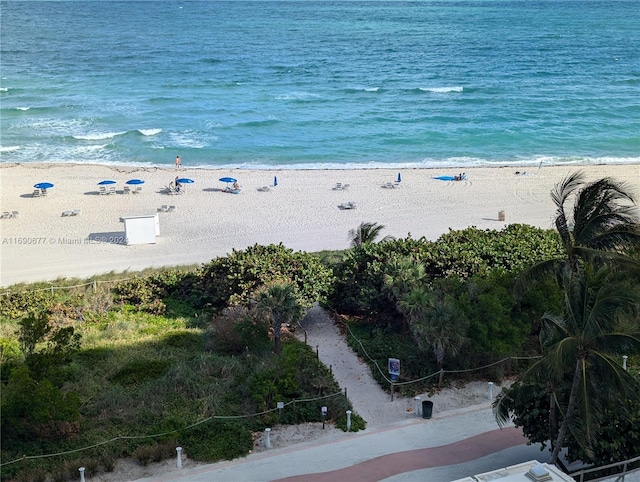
xmin=257 ymin=186 xmax=270 ymax=192
xmin=12 ymin=211 xmax=20 ymax=218
xmin=32 ymin=189 xmax=41 ymax=197
xmin=109 ymin=186 xmax=116 ymax=194
xmin=338 ymin=201 xmax=357 ymax=210
xmin=123 ymin=186 xmax=131 ymax=194
xmin=41 ymin=188 xmax=48 ymax=196
xmin=134 ymin=186 xmax=143 ymax=194
xmin=1 ymin=212 xmax=12 ymax=219
xmin=62 ymin=210 xmax=73 ymax=217
xmin=99 ymin=186 xmax=108 ymax=195
xmin=158 ymin=205 xmax=169 ymax=212
xmin=71 ymin=209 xmax=82 ymax=216
xmin=168 ymin=205 xmax=176 ymax=212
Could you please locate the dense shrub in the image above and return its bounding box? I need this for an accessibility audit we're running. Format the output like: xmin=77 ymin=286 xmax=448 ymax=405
xmin=198 ymin=243 xmax=333 ymax=309
xmin=326 ymin=225 xmax=563 ymax=314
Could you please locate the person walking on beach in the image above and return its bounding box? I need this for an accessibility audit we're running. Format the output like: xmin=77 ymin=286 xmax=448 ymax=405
xmin=175 ymin=155 xmax=182 ymax=170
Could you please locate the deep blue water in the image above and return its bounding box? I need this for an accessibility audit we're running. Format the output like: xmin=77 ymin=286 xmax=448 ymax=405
xmin=1 ymin=1 xmax=638 ymax=169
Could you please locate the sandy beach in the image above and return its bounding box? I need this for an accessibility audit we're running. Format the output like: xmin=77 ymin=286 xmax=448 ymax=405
xmin=1 ymin=163 xmax=638 ymax=287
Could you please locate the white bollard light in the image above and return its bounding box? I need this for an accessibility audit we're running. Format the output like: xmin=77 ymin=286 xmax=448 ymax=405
xmin=265 ymin=427 xmax=271 ymax=449
xmin=176 ymin=447 xmax=183 ymax=468
xmin=414 ymin=396 xmax=421 ymax=416
xmin=79 ymin=467 xmax=86 ymax=482
xmin=623 ymin=355 xmax=628 ymax=370
xmin=488 ymin=382 xmax=494 ymax=401
xmin=346 ymin=410 xmax=352 ymax=432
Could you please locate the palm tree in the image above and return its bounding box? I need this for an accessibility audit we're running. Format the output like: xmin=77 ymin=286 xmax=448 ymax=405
xmin=398 ymin=287 xmax=467 ymax=369
xmin=254 ymin=281 xmax=304 ymax=355
xmin=496 ymin=265 xmax=640 ymax=465
xmin=517 ymin=171 xmax=640 ymax=291
xmin=349 ymin=221 xmax=394 ymax=247
xmin=383 ymin=256 xmax=427 ymax=305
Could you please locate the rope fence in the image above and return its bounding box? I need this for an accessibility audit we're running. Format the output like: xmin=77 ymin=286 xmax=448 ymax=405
xmin=0 ymin=390 xmax=344 ymax=468
xmin=333 ymin=310 xmax=543 ymax=389
xmin=0 ymin=277 xmax=139 ymax=297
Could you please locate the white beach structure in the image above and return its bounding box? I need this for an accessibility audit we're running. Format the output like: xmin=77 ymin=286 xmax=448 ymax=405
xmin=453 ymin=460 xmax=574 ymax=482
xmin=120 ymin=214 xmax=160 ymax=245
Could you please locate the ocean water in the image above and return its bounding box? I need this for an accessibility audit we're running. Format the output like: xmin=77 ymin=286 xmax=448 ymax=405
xmin=1 ymin=0 xmax=638 ymax=170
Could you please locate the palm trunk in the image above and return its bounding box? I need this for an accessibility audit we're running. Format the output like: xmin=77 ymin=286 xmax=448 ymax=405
xmin=550 ymin=358 xmax=583 ymax=465
xmin=273 ymin=315 xmax=282 ymax=355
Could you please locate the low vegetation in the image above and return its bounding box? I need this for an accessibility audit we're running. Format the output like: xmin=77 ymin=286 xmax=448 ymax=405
xmin=2 ymin=175 xmax=639 ymax=480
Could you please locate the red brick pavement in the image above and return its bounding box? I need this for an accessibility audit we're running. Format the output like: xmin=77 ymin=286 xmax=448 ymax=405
xmin=273 ymin=426 xmax=525 ymax=482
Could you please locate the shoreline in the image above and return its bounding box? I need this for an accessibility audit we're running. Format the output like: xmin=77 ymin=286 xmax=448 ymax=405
xmin=1 ymin=162 xmax=638 ymax=288
xmin=2 ymin=157 xmax=640 ymax=172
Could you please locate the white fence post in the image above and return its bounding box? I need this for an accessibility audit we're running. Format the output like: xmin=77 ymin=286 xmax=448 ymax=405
xmin=488 ymin=382 xmax=494 ymax=401
xmin=346 ymin=410 xmax=352 ymax=432
xmin=265 ymin=428 xmax=271 ymax=449
xmin=176 ymin=447 xmax=183 ymax=468
xmin=79 ymin=467 xmax=86 ymax=482
xmin=414 ymin=396 xmax=421 ymax=416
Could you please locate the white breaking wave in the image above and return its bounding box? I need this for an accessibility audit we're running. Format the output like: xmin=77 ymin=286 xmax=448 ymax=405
xmin=0 ymin=145 xmax=20 ymax=152
xmin=73 ymin=131 xmax=127 ymax=140
xmin=138 ymin=128 xmax=162 ymax=136
xmin=0 ymin=87 xmax=8 ymax=92
xmin=419 ymin=86 xmax=464 ymax=93
xmin=16 ymin=107 xmax=30 ymax=111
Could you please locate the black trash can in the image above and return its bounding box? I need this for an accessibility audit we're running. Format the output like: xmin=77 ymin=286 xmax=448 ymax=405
xmin=422 ymin=400 xmax=433 ymax=419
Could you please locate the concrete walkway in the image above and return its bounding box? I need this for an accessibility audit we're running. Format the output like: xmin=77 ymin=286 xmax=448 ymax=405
xmin=135 ymin=406 xmax=549 ymax=481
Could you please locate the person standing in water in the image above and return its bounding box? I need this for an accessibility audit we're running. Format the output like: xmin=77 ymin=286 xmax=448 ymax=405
xmin=175 ymin=155 xmax=182 ymax=170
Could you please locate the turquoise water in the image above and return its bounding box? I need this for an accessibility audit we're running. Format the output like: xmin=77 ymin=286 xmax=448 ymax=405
xmin=1 ymin=1 xmax=638 ymax=169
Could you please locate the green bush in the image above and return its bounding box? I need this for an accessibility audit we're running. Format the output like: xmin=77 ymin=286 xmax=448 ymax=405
xmin=181 ymin=420 xmax=253 ymax=462
xmin=198 ymin=243 xmax=333 ymax=309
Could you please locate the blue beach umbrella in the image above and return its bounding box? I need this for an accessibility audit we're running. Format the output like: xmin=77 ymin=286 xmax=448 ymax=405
xmin=397 ymin=172 xmax=401 ymax=183
xmin=176 ymin=178 xmax=194 ymax=184
xmin=34 ymin=182 xmax=54 ymax=189
xmin=126 ymin=179 xmax=145 ymax=185
xmin=97 ymin=180 xmax=116 ymax=185
xmin=219 ymin=177 xmax=237 ymax=184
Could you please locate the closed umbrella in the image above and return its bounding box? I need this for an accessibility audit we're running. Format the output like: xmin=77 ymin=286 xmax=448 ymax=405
xmin=397 ymin=172 xmax=401 ymax=183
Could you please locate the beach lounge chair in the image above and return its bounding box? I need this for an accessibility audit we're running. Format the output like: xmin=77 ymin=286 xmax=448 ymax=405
xmin=168 ymin=205 xmax=176 ymax=212
xmin=123 ymin=186 xmax=131 ymax=194
xmin=41 ymin=188 xmax=48 ymax=196
xmin=99 ymin=186 xmax=108 ymax=195
xmin=62 ymin=210 xmax=73 ymax=217
xmin=158 ymin=205 xmax=169 ymax=212
xmin=257 ymin=186 xmax=270 ymax=192
xmin=134 ymin=186 xmax=143 ymax=194
xmin=109 ymin=186 xmax=116 ymax=194
xmin=72 ymin=209 xmax=81 ymax=216
xmin=1 ymin=212 xmax=12 ymax=219
xmin=338 ymin=201 xmax=357 ymax=210
xmin=32 ymin=189 xmax=41 ymax=197
xmin=12 ymin=211 xmax=19 ymax=218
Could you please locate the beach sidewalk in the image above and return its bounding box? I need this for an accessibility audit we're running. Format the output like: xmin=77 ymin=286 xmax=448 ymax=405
xmin=131 ymin=406 xmax=549 ymax=482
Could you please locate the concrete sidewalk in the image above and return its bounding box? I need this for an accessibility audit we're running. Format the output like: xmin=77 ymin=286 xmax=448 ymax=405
xmin=134 ymin=405 xmax=551 ymax=482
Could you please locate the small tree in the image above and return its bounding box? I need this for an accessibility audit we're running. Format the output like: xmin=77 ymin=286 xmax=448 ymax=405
xmin=349 ymin=222 xmax=394 ymax=247
xmin=254 ymin=281 xmax=304 ymax=355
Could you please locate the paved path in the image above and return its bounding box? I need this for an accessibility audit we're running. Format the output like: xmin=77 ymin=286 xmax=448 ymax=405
xmin=134 ymin=306 xmax=551 ymax=481
xmin=136 ymin=407 xmax=547 ymax=481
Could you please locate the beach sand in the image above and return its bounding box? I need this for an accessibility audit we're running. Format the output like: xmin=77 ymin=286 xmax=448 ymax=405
xmin=1 ymin=163 xmax=638 ymax=287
